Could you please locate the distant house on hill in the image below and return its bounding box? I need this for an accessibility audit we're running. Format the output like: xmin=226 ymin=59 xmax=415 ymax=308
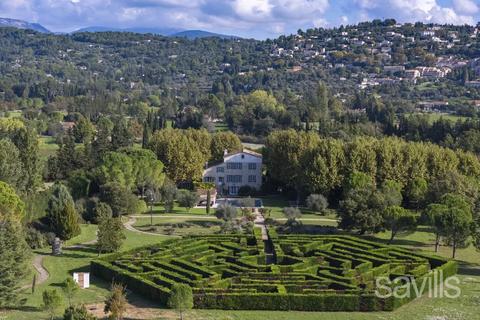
xmin=202 ymin=149 xmax=262 ymax=196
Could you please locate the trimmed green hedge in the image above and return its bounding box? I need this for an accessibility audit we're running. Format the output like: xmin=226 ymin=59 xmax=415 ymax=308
xmin=90 ymin=234 xmax=457 ymax=312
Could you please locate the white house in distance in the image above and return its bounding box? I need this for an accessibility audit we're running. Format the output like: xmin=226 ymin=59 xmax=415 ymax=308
xmin=202 ymin=149 xmax=262 ymax=195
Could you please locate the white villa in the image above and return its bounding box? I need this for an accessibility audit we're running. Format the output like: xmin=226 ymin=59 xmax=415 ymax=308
xmin=202 ymin=149 xmax=262 ymax=195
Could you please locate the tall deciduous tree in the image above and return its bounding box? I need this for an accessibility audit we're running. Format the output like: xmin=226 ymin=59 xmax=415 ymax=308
xmin=265 ymin=129 xmax=320 ymax=200
xmin=210 ymin=131 xmax=242 ymax=161
xmin=122 ymin=148 xmax=165 ymax=197
xmin=339 ymin=172 xmax=384 ymax=234
xmin=148 ymin=128 xmax=209 ymax=183
xmin=97 ymin=152 xmax=135 ymax=190
xmin=405 ymin=177 xmax=428 ymax=210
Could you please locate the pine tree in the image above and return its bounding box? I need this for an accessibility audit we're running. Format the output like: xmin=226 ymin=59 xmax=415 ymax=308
xmin=0 ymin=220 xmax=31 ymax=307
xmin=55 ymin=130 xmax=79 ymax=179
xmin=47 ymin=184 xmax=81 ymax=240
xmin=97 ymin=217 xmax=125 ymax=254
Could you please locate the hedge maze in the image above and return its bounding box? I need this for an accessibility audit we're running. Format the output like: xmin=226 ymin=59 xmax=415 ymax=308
xmin=91 ymin=232 xmax=457 ymax=311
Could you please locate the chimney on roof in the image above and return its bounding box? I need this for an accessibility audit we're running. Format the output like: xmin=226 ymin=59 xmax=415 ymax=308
xmin=224 ymin=149 xmax=228 ymax=156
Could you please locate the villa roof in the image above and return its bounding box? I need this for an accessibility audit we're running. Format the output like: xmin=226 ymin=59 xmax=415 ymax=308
xmin=224 ymin=148 xmax=262 ymax=158
xmin=205 ymin=148 xmax=262 ymax=169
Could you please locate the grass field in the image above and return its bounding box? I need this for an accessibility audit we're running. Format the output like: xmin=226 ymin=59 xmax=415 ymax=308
xmin=133 ymin=216 xmax=221 ymax=236
xmin=406 ymin=112 xmax=469 ymax=124
xmin=143 ymin=203 xmax=208 ymax=215
xmin=38 ymin=135 xmax=59 ymax=159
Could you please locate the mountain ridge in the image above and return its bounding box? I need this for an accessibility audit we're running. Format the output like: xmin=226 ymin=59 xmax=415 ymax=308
xmin=74 ymin=26 xmax=239 ymax=39
xmin=0 ymin=17 xmax=50 ymax=33
xmin=0 ymin=17 xmax=240 ymax=39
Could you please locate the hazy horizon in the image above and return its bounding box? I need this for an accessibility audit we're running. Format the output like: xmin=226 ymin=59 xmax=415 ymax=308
xmin=0 ymin=0 xmax=479 ymax=39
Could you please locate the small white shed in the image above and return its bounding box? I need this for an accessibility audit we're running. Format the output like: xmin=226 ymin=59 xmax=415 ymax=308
xmin=73 ymin=272 xmax=90 ymax=288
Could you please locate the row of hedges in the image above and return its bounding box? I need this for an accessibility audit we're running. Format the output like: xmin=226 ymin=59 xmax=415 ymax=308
xmin=192 ymin=292 xmax=395 ymax=312
xmin=91 ymin=260 xmax=170 ymax=305
xmin=91 ymin=234 xmax=457 ymax=312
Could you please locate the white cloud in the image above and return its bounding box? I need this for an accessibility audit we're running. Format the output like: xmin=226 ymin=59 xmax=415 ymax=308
xmin=350 ymin=0 xmax=477 ymax=26
xmin=313 ymin=18 xmax=328 ymax=27
xmin=429 ymin=6 xmax=475 ymax=24
xmin=232 ymin=0 xmax=272 ymax=21
xmin=453 ymin=0 xmax=479 ymax=14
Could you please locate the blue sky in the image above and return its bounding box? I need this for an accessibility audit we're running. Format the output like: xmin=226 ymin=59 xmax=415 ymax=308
xmin=0 ymin=0 xmax=478 ymax=38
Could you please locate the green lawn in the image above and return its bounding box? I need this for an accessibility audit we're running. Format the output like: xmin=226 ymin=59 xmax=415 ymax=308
xmin=406 ymin=112 xmax=468 ymax=124
xmin=4 ymin=224 xmax=168 ymax=320
xmin=259 ymin=195 xmax=337 ymax=220
xmin=143 ymin=203 xmax=208 ymax=215
xmin=38 ymin=135 xmax=59 ymax=159
xmin=133 ymin=216 xmax=221 ymax=236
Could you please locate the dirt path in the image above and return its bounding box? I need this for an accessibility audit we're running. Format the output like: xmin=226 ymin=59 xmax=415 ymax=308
xmin=21 ymin=254 xmax=49 ymax=290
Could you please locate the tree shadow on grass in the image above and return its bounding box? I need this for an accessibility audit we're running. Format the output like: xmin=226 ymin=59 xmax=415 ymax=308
xmin=457 ymin=262 xmax=480 ymax=277
xmin=64 ymin=245 xmax=98 ymax=255
xmin=362 ymin=234 xmax=432 ymax=248
xmin=6 ymin=305 xmax=42 ymax=312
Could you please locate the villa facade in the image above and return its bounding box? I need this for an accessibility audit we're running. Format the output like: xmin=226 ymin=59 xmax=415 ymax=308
xmin=202 ymin=149 xmax=262 ymax=195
